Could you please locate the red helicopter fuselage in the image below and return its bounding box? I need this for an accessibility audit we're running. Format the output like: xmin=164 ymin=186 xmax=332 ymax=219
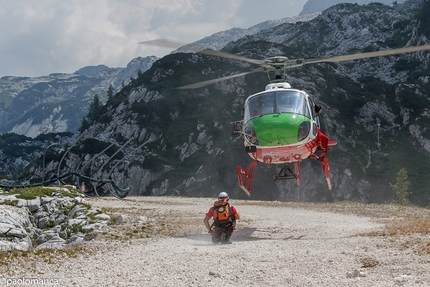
xmin=234 ymin=82 xmax=336 ymax=196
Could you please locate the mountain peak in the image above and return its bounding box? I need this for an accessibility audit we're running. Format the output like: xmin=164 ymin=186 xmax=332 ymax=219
xmin=75 ymin=65 xmax=110 ymax=77
xmin=300 ymin=0 xmax=406 ymax=15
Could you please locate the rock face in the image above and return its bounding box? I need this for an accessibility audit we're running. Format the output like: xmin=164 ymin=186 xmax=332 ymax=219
xmin=0 ymin=205 xmax=34 ymax=251
xmin=0 ymin=187 xmax=111 ymax=251
xmin=0 ymin=56 xmax=158 ymax=138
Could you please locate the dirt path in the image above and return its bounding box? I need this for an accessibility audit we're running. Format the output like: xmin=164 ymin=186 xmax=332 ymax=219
xmin=2 ymin=196 xmax=430 ymax=286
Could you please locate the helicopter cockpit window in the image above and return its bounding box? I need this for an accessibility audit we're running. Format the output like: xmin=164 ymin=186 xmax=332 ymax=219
xmin=246 ymin=92 xmax=276 ymax=119
xmin=308 ymin=97 xmax=317 ymax=119
xmin=276 ymin=91 xmax=310 ymax=118
xmin=244 ymin=90 xmax=310 ymax=121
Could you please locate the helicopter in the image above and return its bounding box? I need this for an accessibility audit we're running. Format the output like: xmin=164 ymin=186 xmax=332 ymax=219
xmin=141 ymin=39 xmax=430 ymax=196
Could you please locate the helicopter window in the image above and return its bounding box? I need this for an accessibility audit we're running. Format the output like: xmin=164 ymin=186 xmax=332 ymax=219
xmin=276 ymin=91 xmax=310 ymax=117
xmin=276 ymin=91 xmax=296 ymax=113
xmin=244 ymin=91 xmax=311 ymax=121
xmin=245 ymin=92 xmax=276 ymax=119
xmin=308 ymin=96 xmax=317 ymax=120
xmin=262 ymin=94 xmax=275 ymax=114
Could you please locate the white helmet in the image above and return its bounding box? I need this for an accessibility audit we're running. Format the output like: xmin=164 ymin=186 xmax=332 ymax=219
xmin=218 ymin=192 xmax=229 ymax=199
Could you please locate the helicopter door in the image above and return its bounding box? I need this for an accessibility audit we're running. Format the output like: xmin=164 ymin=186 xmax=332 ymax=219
xmin=307 ymin=96 xmax=318 ymax=137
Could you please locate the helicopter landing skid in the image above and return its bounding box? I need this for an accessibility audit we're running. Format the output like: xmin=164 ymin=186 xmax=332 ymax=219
xmin=310 ymin=155 xmax=333 ymax=190
xmin=273 ymin=162 xmax=300 ymax=186
xmin=236 ymin=161 xmax=258 ymax=197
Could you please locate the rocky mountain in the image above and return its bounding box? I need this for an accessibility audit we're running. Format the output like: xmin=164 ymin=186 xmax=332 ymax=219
xmin=0 ymin=14 xmax=318 ymax=140
xmin=0 ymin=56 xmax=158 ymax=138
xmin=184 ymin=13 xmax=320 ymax=52
xmin=300 ymin=0 xmax=406 ymax=15
xmin=4 ymin=0 xmax=430 ymax=206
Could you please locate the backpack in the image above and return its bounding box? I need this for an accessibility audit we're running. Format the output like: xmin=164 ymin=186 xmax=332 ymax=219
xmin=213 ymin=200 xmax=233 ymax=226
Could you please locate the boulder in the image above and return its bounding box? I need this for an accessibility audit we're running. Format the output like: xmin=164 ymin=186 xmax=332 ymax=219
xmin=35 ymin=238 xmax=66 ymax=250
xmin=114 ymin=214 xmax=130 ymax=224
xmin=36 ymin=230 xmax=61 ymax=245
xmin=95 ymin=213 xmax=111 ymax=221
xmin=0 ymin=188 xmax=109 ymax=251
xmin=0 ymin=205 xmax=34 ymax=251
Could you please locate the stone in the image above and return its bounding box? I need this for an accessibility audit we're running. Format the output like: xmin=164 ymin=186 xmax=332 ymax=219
xmin=50 ymin=210 xmax=66 ymax=225
xmin=40 ymin=196 xmax=55 ymax=205
xmin=1 ymin=195 xmax=31 ymax=210
xmin=0 ymin=240 xmax=31 ymax=251
xmin=34 ymin=211 xmax=50 ymax=229
xmin=82 ymin=222 xmax=106 ymax=232
xmin=114 ymin=214 xmax=129 ymax=224
xmin=0 ymin=205 xmax=33 ymax=234
xmin=67 ymin=218 xmax=87 ymax=226
xmin=68 ymin=205 xmax=86 ymax=219
xmin=37 ymin=217 xmax=50 ymax=229
xmin=35 ymin=238 xmax=66 ymax=250
xmin=42 ymin=201 xmax=56 ymax=214
xmin=66 ymin=233 xmax=85 ymax=244
xmin=83 ymin=232 xmax=98 ymax=241
xmin=0 ymin=205 xmax=34 ymax=251
xmin=0 ymin=191 xmax=110 ymax=251
xmin=136 ymin=216 xmax=148 ymax=224
xmin=25 ymin=197 xmax=41 ymax=212
xmin=95 ymin=213 xmax=111 ymax=221
xmin=36 ymin=230 xmax=61 ymax=245
xmin=346 ymin=269 xmax=366 ymax=278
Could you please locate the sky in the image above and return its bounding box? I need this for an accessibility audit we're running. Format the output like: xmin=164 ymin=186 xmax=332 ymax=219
xmin=0 ymin=0 xmax=308 ymax=77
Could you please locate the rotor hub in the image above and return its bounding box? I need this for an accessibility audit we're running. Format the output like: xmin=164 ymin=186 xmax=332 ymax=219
xmin=264 ymin=56 xmax=290 ymax=69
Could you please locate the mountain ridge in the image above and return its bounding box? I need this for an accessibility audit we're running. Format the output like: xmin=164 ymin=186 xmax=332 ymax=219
xmin=0 ymin=13 xmax=318 ymax=139
xmin=0 ymin=56 xmax=157 ymax=138
xmin=299 ymin=0 xmax=406 ymax=15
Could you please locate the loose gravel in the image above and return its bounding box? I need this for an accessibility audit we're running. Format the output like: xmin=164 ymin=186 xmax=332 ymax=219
xmin=1 ymin=196 xmax=429 ymax=286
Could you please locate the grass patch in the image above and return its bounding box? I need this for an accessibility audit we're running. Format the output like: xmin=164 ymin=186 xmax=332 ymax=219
xmin=6 ymin=186 xmax=78 ymax=200
xmin=0 ymin=246 xmax=84 ymax=268
xmin=0 ymin=199 xmax=19 ymax=206
xmin=8 ymin=187 xmax=55 ymax=200
xmin=382 ymin=218 xmax=430 ymax=235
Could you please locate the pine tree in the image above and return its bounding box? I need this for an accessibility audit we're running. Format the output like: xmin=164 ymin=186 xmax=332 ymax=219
xmin=389 ymin=168 xmax=411 ymax=206
xmin=88 ymin=94 xmax=102 ymax=123
xmin=107 ymin=84 xmax=114 ymax=100
xmin=79 ymin=94 xmax=103 ymax=133
xmin=79 ymin=118 xmax=90 ymax=133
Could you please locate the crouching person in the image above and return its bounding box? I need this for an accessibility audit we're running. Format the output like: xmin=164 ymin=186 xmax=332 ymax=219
xmin=203 ymin=192 xmax=240 ymax=244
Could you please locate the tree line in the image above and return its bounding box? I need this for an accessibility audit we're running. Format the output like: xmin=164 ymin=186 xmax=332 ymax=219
xmin=79 ymin=85 xmax=114 ymax=133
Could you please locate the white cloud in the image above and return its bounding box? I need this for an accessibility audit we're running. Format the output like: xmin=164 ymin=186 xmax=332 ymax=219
xmin=0 ymin=0 xmax=307 ymax=77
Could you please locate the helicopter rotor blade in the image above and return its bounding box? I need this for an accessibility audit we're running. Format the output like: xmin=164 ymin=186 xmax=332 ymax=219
xmin=139 ymin=39 xmax=202 ymax=53
xmin=139 ymin=39 xmax=183 ymax=49
xmin=177 ymin=68 xmax=264 ymax=89
xmin=141 ymin=39 xmax=430 ymax=88
xmin=198 ymin=49 xmax=264 ymax=65
xmin=140 ymin=39 xmax=264 ymax=65
xmin=304 ymin=44 xmax=430 ymax=65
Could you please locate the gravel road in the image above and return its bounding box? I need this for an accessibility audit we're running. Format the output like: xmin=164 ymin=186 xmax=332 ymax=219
xmin=2 ymin=196 xmax=429 ymax=286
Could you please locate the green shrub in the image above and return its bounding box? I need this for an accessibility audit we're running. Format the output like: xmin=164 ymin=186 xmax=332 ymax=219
xmin=390 ymin=168 xmax=411 ymax=206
